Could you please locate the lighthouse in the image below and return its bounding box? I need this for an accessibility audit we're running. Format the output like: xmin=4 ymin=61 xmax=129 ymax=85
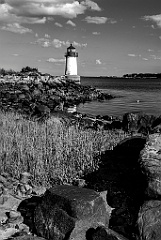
xmin=65 ymin=44 xmax=80 ymax=84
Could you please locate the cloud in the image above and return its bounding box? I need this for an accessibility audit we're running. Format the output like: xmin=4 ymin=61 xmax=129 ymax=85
xmin=159 ymin=36 xmax=161 ymax=40
xmin=109 ymin=20 xmax=117 ymax=24
xmin=92 ymin=31 xmax=100 ymax=35
xmin=0 ymin=3 xmax=46 ymax=24
xmin=84 ymin=16 xmax=107 ymax=24
xmin=72 ymin=41 xmax=87 ymax=48
xmin=33 ymin=37 xmax=87 ymax=49
xmin=142 ymin=14 xmax=161 ymax=28
xmin=1 ymin=23 xmax=32 ymax=34
xmin=47 ymin=58 xmax=65 ymax=63
xmin=142 ymin=58 xmax=148 ymax=61
xmin=0 ymin=0 xmax=101 ymax=23
xmin=45 ymin=34 xmax=50 ymax=38
xmin=148 ymin=49 xmax=154 ymax=52
xmin=81 ymin=0 xmax=101 ymax=11
xmin=33 ymin=38 xmax=51 ymax=47
xmin=96 ymin=59 xmax=102 ymax=65
xmin=0 ymin=0 xmax=101 ymax=34
xmin=66 ymin=20 xmax=76 ymax=27
xmin=150 ymin=55 xmax=161 ymax=60
xmin=128 ymin=54 xmax=137 ymax=57
xmin=55 ymin=22 xmax=63 ymax=27
xmin=12 ymin=53 xmax=19 ymax=56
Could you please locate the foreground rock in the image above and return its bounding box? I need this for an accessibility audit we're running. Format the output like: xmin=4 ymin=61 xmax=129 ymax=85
xmin=139 ymin=134 xmax=161 ymax=198
xmin=84 ymin=136 xmax=147 ymax=239
xmin=34 ymin=185 xmax=112 ymax=240
xmin=0 ymin=172 xmax=46 ymax=239
xmin=137 ymin=200 xmax=161 ymax=240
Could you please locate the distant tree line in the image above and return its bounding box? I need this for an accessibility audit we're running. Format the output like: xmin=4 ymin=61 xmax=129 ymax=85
xmin=0 ymin=66 xmax=39 ymax=76
xmin=123 ymin=73 xmax=161 ymax=79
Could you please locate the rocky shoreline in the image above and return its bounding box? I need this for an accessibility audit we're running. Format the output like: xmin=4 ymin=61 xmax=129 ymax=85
xmin=0 ymin=77 xmax=161 ymax=239
xmin=1 ymin=133 xmax=161 ymax=240
xmin=0 ymin=77 xmax=114 ymax=120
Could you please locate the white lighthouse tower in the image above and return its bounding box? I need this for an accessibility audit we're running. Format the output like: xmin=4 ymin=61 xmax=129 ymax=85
xmin=65 ymin=44 xmax=80 ymax=84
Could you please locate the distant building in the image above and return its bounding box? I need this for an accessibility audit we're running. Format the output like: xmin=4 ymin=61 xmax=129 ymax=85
xmin=64 ymin=44 xmax=80 ymax=84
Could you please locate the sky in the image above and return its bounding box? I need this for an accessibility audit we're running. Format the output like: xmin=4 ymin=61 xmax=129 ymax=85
xmin=0 ymin=0 xmax=161 ymax=77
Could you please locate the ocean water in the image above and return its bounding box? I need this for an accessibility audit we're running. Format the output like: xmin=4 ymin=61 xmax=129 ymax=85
xmin=77 ymin=77 xmax=161 ymax=117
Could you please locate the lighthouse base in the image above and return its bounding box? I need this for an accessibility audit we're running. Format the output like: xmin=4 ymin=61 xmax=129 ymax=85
xmin=65 ymin=75 xmax=81 ymax=84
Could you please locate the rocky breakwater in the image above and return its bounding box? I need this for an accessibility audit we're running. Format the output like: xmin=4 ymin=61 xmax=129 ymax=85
xmin=137 ymin=134 xmax=161 ymax=239
xmin=0 ymin=78 xmax=113 ymax=119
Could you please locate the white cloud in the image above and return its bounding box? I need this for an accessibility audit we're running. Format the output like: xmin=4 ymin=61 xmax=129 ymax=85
xmin=150 ymin=55 xmax=161 ymax=60
xmin=109 ymin=19 xmax=117 ymax=24
xmin=159 ymin=36 xmax=161 ymax=40
xmin=84 ymin=16 xmax=107 ymax=24
xmin=142 ymin=58 xmax=148 ymax=61
xmin=0 ymin=0 xmax=101 ymax=23
xmin=73 ymin=41 xmax=87 ymax=48
xmin=92 ymin=31 xmax=100 ymax=35
xmin=148 ymin=49 xmax=154 ymax=52
xmin=1 ymin=23 xmax=32 ymax=34
xmin=45 ymin=34 xmax=50 ymax=38
xmin=96 ymin=59 xmax=102 ymax=65
xmin=81 ymin=0 xmax=101 ymax=11
xmin=128 ymin=54 xmax=137 ymax=57
xmin=47 ymin=58 xmax=65 ymax=63
xmin=55 ymin=22 xmax=63 ymax=27
xmin=66 ymin=20 xmax=76 ymax=27
xmin=52 ymin=39 xmax=69 ymax=48
xmin=33 ymin=38 xmax=51 ymax=47
xmin=0 ymin=0 xmax=101 ymax=34
xmin=32 ymin=37 xmax=87 ymax=49
xmin=142 ymin=14 xmax=161 ymax=28
xmin=12 ymin=53 xmax=19 ymax=56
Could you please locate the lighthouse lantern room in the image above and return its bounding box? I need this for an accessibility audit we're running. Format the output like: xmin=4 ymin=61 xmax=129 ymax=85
xmin=65 ymin=44 xmax=80 ymax=84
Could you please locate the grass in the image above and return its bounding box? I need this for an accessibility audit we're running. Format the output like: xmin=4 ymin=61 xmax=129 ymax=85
xmin=0 ymin=110 xmax=129 ymax=187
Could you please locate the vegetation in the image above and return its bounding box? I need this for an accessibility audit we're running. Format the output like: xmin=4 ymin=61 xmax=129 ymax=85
xmin=123 ymin=73 xmax=161 ymax=79
xmin=0 ymin=110 xmax=129 ymax=187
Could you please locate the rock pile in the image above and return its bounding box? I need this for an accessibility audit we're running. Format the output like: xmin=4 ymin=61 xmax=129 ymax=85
xmin=138 ymin=134 xmax=161 ymax=239
xmin=0 ymin=78 xmax=113 ymax=119
xmin=0 ymin=172 xmax=46 ymax=240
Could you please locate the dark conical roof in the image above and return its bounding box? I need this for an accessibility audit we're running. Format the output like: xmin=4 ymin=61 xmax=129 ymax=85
xmin=67 ymin=44 xmax=75 ymax=50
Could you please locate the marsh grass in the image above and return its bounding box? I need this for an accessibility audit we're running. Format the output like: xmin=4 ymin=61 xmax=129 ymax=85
xmin=0 ymin=111 xmax=129 ymax=187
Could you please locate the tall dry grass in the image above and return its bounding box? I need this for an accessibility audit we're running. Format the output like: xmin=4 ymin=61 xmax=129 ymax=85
xmin=0 ymin=111 xmax=129 ymax=187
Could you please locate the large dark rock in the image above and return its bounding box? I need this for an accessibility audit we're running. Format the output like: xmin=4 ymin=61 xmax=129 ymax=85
xmin=86 ymin=226 xmax=128 ymax=240
xmin=34 ymin=185 xmax=111 ymax=240
xmin=139 ymin=134 xmax=161 ymax=198
xmin=137 ymin=200 xmax=161 ymax=240
xmin=84 ymin=136 xmax=147 ymax=239
xmin=122 ymin=112 xmax=157 ymax=135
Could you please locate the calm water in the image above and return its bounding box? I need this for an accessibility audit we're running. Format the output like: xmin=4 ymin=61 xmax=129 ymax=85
xmin=77 ymin=77 xmax=161 ymax=117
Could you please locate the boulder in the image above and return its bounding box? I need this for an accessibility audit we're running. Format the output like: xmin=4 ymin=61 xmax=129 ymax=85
xmin=86 ymin=226 xmax=128 ymax=240
xmin=122 ymin=112 xmax=140 ymax=133
xmin=34 ymin=185 xmax=111 ymax=240
xmin=137 ymin=200 xmax=161 ymax=240
xmin=139 ymin=134 xmax=161 ymax=197
xmin=122 ymin=112 xmax=156 ymax=135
